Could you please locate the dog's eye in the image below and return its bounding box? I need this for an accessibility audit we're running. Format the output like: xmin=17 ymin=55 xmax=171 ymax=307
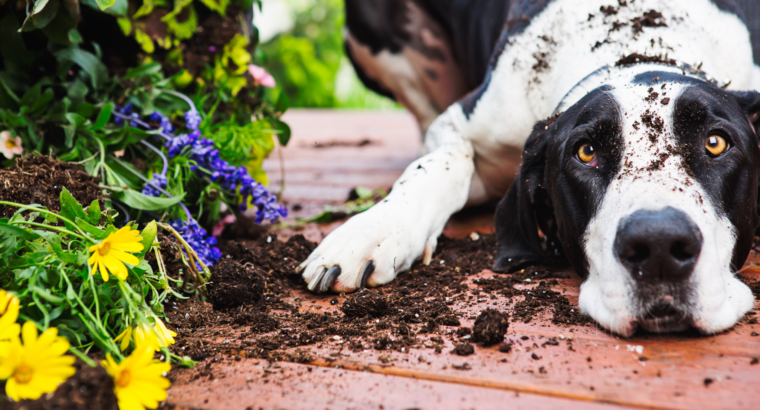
xmin=705 ymin=135 xmax=728 ymax=157
xmin=577 ymin=143 xmax=597 ymax=164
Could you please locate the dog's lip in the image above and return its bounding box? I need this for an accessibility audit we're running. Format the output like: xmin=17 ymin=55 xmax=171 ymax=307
xmin=637 ymin=299 xmax=692 ymax=332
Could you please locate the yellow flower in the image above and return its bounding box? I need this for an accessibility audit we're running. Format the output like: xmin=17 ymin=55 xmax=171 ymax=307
xmin=114 ymin=316 xmax=177 ymax=352
xmin=0 ymin=290 xmax=20 ymax=342
xmin=0 ymin=322 xmax=76 ymax=401
xmin=102 ymin=345 xmax=171 ymax=410
xmin=88 ymin=225 xmax=144 ymax=281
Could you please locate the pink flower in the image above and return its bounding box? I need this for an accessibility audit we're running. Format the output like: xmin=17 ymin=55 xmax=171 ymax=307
xmin=113 ymin=150 xmax=126 ymax=158
xmin=212 ymin=214 xmax=236 ymax=237
xmin=0 ymin=131 xmax=23 ymax=159
xmin=248 ymin=64 xmax=276 ymax=88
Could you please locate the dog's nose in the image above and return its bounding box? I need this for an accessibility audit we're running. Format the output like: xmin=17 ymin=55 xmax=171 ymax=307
xmin=614 ymin=207 xmax=703 ymax=282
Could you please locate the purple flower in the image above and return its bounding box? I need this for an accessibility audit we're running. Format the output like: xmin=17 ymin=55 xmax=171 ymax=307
xmin=142 ymin=173 xmax=168 ymax=197
xmin=150 ymin=112 xmax=175 ymax=133
xmin=185 ymin=110 xmax=201 ymax=131
xmin=170 ymin=218 xmax=221 ymax=267
xmin=113 ymin=104 xmax=134 ymax=125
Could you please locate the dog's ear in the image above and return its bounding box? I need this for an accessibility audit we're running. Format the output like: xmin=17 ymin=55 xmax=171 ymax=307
xmin=730 ymin=90 xmax=760 ymax=236
xmin=493 ymin=115 xmax=567 ymax=272
xmin=730 ymin=90 xmax=760 ymax=134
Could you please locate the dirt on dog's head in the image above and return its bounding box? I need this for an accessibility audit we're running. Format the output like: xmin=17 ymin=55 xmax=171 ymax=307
xmin=493 ymin=67 xmax=760 ymax=336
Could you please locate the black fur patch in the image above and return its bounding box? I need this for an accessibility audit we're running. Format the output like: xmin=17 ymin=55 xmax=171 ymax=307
xmin=460 ymin=0 xmax=556 ymax=117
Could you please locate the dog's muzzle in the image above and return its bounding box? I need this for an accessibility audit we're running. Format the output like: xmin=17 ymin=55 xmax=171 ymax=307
xmin=614 ymin=207 xmax=704 ymax=331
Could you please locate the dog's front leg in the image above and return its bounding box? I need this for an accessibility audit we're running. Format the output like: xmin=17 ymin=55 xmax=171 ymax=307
xmin=298 ymin=110 xmax=475 ymax=293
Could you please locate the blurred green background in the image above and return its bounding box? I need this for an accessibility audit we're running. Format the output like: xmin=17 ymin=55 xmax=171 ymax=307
xmin=254 ymin=0 xmax=400 ymax=109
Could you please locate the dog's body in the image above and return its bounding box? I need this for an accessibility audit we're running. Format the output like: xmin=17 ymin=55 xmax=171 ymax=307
xmin=299 ymin=0 xmax=760 ymax=335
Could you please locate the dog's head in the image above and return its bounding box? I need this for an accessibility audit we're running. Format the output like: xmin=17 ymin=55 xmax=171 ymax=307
xmin=494 ymin=69 xmax=760 ymax=336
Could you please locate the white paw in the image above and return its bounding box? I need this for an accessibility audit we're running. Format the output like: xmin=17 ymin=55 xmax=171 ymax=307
xmin=297 ymin=202 xmax=439 ymax=293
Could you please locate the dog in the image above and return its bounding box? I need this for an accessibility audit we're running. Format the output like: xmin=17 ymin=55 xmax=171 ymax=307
xmin=297 ymin=0 xmax=760 ymax=336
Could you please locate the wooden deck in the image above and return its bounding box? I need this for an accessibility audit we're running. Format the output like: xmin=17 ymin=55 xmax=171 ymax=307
xmin=166 ymin=109 xmax=760 ymax=410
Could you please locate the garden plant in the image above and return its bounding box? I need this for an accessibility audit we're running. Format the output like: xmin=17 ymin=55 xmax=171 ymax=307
xmin=0 ymin=0 xmax=289 ymax=407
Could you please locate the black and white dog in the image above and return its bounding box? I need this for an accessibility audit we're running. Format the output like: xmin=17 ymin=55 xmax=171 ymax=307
xmin=298 ymin=0 xmax=760 ymax=336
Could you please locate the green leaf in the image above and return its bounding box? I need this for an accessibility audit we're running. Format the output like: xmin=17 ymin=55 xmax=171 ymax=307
xmin=132 ymin=0 xmax=154 ymax=19
xmin=68 ymin=28 xmax=82 ymax=43
xmin=0 ymin=221 xmax=39 ymax=240
xmin=274 ymin=91 xmax=290 ymax=115
xmin=133 ymin=29 xmax=155 ymax=54
xmin=19 ymin=82 xmax=42 ymax=108
xmin=59 ymin=187 xmax=87 ymax=229
xmin=35 ymin=231 xmax=78 ymax=263
xmin=84 ymin=200 xmax=101 ymax=224
xmin=94 ymin=0 xmax=116 ymax=11
xmin=75 ymin=217 xmax=107 ymax=240
xmin=29 ymin=88 xmax=54 ymax=117
xmin=132 ymin=259 xmax=153 ymax=275
xmin=32 ymin=0 xmax=60 ymax=30
xmin=118 ymin=190 xmax=186 ymax=211
xmin=197 ymin=0 xmax=229 ymax=15
xmin=272 ymin=118 xmax=291 ymax=146
xmin=54 ymin=47 xmax=108 ymax=90
xmin=65 ymin=112 xmax=86 ymax=127
xmin=91 ymin=102 xmax=113 ymax=131
xmin=122 ymin=62 xmax=162 ymax=80
xmin=65 ymin=283 xmax=76 ymax=300
xmin=137 ymin=221 xmax=157 ymax=258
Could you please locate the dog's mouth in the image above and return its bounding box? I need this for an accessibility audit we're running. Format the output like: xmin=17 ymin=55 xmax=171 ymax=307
xmin=636 ymin=299 xmax=692 ymax=333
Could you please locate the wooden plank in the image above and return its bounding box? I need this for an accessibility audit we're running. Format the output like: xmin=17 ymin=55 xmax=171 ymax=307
xmin=167 ymin=359 xmax=637 ymax=410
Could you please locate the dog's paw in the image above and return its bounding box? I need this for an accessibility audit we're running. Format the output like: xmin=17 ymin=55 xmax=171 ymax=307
xmin=297 ymin=204 xmax=437 ymax=293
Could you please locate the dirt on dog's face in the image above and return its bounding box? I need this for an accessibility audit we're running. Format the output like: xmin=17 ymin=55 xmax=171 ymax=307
xmin=494 ymin=69 xmax=760 ymax=336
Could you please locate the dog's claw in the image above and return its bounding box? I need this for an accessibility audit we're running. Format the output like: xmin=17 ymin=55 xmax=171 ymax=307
xmin=359 ymin=260 xmax=375 ymax=288
xmin=311 ymin=266 xmax=341 ymax=293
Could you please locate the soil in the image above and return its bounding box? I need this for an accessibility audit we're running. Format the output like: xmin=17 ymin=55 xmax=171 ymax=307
xmin=471 ymin=308 xmax=510 ymax=345
xmin=5 ymin=360 xmax=118 ymax=410
xmin=631 ymin=10 xmax=668 ymax=36
xmin=207 ymin=258 xmax=265 ymax=310
xmin=0 ymin=156 xmax=104 ymax=218
xmin=161 ymin=231 xmax=591 ymax=374
xmin=615 ymin=53 xmax=677 ymax=67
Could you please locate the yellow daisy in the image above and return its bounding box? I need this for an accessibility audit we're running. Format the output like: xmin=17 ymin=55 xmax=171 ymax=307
xmin=0 ymin=322 xmax=76 ymax=401
xmin=0 ymin=290 xmax=20 ymax=342
xmin=114 ymin=316 xmax=177 ymax=352
xmin=102 ymin=345 xmax=171 ymax=410
xmin=88 ymin=225 xmax=144 ymax=281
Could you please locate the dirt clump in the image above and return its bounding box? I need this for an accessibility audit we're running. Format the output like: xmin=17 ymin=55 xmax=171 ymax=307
xmin=207 ymin=258 xmax=265 ymax=310
xmin=631 ymin=10 xmax=667 ymax=35
xmin=0 ymin=156 xmax=104 ymax=218
xmin=453 ymin=342 xmax=475 ymax=356
xmin=471 ymin=309 xmax=510 ymax=345
xmin=341 ymin=290 xmax=390 ymax=318
xmin=8 ymin=360 xmax=118 ymax=410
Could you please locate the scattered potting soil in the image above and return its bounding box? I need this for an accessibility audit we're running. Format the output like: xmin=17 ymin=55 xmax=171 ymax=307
xmin=471 ymin=308 xmax=510 ymax=345
xmin=6 ymin=360 xmax=118 ymax=410
xmin=163 ymin=231 xmax=591 ymax=375
xmin=0 ymin=156 xmax=104 ymax=218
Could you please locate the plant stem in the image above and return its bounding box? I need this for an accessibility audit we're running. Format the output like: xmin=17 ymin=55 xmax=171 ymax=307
xmin=0 ymin=201 xmax=92 ymax=240
xmin=157 ymin=222 xmax=210 ymax=282
xmin=140 ymin=140 xmax=169 ymax=175
xmin=161 ymin=89 xmax=199 ymax=113
xmin=11 ymin=220 xmax=89 ymax=241
xmin=111 ymin=112 xmax=172 ymax=141
xmin=69 ymin=346 xmax=97 ymax=367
